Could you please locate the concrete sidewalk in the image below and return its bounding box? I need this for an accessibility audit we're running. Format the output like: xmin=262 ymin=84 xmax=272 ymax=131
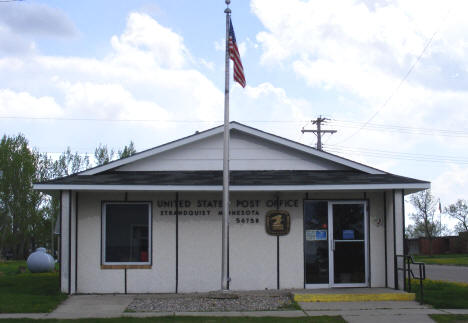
xmin=1 ymin=294 xmax=468 ymax=322
xmin=48 ymin=295 xmax=134 ymax=318
xmin=300 ymin=300 xmax=443 ymax=322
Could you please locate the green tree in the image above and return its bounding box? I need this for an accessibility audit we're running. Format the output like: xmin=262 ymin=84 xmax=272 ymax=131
xmin=94 ymin=144 xmax=114 ymax=166
xmin=0 ymin=134 xmax=43 ymax=259
xmin=445 ymin=199 xmax=468 ymax=233
xmin=0 ymin=136 xmax=139 ymax=259
xmin=409 ymin=189 xmax=441 ymax=255
xmin=118 ymin=141 xmax=136 ymax=159
xmin=406 ymin=222 xmax=446 ymax=239
xmin=54 ymin=147 xmax=90 ymax=177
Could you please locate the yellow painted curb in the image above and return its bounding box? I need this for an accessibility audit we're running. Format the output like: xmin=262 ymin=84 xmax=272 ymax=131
xmin=294 ymin=293 xmax=416 ymax=302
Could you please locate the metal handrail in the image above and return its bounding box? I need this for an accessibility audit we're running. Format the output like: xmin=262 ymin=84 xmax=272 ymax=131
xmin=396 ymin=254 xmax=426 ymax=304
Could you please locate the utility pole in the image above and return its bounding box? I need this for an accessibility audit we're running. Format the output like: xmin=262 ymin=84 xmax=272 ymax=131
xmin=301 ymin=116 xmax=337 ymax=151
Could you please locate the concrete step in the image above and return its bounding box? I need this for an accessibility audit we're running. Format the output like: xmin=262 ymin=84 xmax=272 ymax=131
xmin=293 ymin=288 xmax=416 ymax=302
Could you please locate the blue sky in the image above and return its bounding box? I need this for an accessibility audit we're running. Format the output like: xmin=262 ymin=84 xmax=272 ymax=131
xmin=1 ymin=0 xmax=467 ymax=230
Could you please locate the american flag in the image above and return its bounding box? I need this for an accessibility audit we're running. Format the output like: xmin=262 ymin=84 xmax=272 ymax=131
xmin=229 ymin=18 xmax=246 ymax=88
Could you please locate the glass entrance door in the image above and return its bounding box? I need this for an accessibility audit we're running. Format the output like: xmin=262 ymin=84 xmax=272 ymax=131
xmin=330 ymin=202 xmax=368 ymax=287
xmin=304 ymin=200 xmax=368 ymax=288
xmin=304 ymin=201 xmax=329 ymax=287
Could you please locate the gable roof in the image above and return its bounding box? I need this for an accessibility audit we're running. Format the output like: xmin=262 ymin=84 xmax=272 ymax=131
xmin=79 ymin=121 xmax=385 ymax=176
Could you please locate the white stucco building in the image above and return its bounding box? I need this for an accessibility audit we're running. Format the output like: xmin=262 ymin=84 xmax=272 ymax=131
xmin=35 ymin=122 xmax=429 ymax=294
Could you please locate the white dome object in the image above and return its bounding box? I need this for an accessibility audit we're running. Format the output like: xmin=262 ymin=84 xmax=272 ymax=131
xmin=27 ymin=248 xmax=55 ymax=273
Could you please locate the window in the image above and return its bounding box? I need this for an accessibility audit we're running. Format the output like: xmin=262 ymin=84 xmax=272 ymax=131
xmin=102 ymin=202 xmax=151 ymax=265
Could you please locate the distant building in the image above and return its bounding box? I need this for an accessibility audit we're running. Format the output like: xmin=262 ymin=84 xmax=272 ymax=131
xmin=35 ymin=122 xmax=429 ymax=294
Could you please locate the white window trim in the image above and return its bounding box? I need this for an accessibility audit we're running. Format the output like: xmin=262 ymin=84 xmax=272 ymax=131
xmin=101 ymin=201 xmax=152 ymax=266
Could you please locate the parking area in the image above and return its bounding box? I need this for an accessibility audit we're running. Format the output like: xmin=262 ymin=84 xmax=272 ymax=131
xmin=424 ymin=264 xmax=468 ymax=284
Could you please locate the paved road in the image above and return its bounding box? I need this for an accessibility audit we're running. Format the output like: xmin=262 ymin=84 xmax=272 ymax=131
xmin=424 ymin=264 xmax=468 ymax=284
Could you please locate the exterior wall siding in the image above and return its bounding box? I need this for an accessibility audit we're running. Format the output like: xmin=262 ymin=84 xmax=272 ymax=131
xmin=368 ymin=191 xmax=386 ymax=287
xmin=77 ymin=192 xmax=125 ymax=293
xmin=116 ymin=132 xmax=350 ymax=172
xmin=72 ymin=190 xmax=389 ymax=293
xmin=177 ymin=192 xmax=222 ymax=292
xmin=126 ymin=192 xmax=176 ymax=293
xmin=394 ymin=190 xmax=405 ymax=290
xmin=60 ymin=191 xmax=70 ymax=294
xmin=385 ymin=190 xmax=395 ymax=288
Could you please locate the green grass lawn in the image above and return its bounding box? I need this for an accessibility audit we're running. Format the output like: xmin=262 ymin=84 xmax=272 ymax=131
xmin=0 ymin=261 xmax=67 ymax=313
xmin=0 ymin=317 xmax=346 ymax=323
xmin=430 ymin=314 xmax=468 ymax=322
xmin=411 ymin=279 xmax=468 ymax=308
xmin=413 ymin=254 xmax=468 ymax=266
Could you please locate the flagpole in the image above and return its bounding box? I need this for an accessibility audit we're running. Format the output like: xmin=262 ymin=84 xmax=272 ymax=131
xmin=221 ymin=0 xmax=231 ymax=291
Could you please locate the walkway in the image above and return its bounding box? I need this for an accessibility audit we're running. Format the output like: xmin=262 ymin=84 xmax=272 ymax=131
xmin=0 ymin=293 xmax=468 ymax=322
xmin=425 ymin=264 xmax=468 ymax=284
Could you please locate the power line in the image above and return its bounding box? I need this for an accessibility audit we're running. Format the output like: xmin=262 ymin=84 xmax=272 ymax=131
xmin=328 ymin=144 xmax=468 ymax=160
xmin=329 ymin=119 xmax=468 ymax=137
xmin=331 ymin=9 xmax=450 ymax=146
xmin=326 ymin=150 xmax=468 ymax=164
xmin=2 ymin=114 xmax=468 ymax=139
xmin=0 ymin=116 xmax=306 ymax=123
xmin=325 ymin=145 xmax=468 ymax=164
xmin=2 ymin=115 xmax=466 ymax=133
xmin=331 ymin=119 xmax=468 ymax=133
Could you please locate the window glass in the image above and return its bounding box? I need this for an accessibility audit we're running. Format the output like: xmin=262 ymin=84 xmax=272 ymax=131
xmin=332 ymin=204 xmax=364 ymax=240
xmin=104 ymin=203 xmax=150 ymax=264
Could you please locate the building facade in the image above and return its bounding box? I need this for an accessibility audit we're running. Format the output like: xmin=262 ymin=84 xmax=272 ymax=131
xmin=35 ymin=122 xmax=429 ymax=294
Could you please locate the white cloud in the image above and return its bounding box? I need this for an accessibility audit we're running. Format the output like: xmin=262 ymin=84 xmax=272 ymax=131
xmin=214 ymin=38 xmax=224 ymax=52
xmin=251 ymin=0 xmax=468 ymax=115
xmin=0 ymin=12 xmax=223 ymax=125
xmin=230 ymin=82 xmax=313 ymax=141
xmin=199 ymin=58 xmax=214 ymax=71
xmin=0 ymin=11 xmax=231 ymax=152
xmin=238 ymin=41 xmax=247 ymax=57
xmin=432 ymin=165 xmax=468 ymax=206
xmin=57 ymin=81 xmax=169 ymax=121
xmin=0 ymin=89 xmax=62 ymax=118
xmin=111 ymin=12 xmax=188 ymax=69
xmin=251 ymin=0 xmax=468 ymax=177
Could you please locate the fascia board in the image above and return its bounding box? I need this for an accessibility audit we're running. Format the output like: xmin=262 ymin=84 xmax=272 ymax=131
xmin=34 ymin=184 xmax=223 ymax=191
xmin=34 ymin=182 xmax=430 ymax=192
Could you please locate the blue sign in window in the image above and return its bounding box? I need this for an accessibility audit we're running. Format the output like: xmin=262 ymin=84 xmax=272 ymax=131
xmin=316 ymin=230 xmax=327 ymax=240
xmin=343 ymin=229 xmax=354 ymax=240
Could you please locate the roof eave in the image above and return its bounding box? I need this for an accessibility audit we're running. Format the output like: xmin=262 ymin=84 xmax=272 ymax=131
xmin=34 ymin=182 xmax=430 ymax=192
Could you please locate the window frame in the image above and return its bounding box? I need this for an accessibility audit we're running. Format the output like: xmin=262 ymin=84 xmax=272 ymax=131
xmin=101 ymin=201 xmax=152 ymax=267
